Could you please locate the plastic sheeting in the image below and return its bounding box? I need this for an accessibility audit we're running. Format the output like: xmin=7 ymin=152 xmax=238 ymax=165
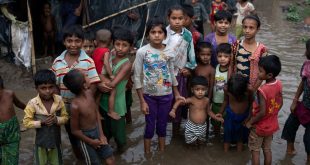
xmin=11 ymin=22 xmax=31 ymax=68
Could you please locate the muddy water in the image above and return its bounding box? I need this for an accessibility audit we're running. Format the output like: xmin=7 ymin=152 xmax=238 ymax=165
xmin=14 ymin=0 xmax=310 ymax=164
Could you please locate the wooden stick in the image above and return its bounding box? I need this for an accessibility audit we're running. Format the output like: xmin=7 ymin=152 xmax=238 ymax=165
xmin=82 ymin=0 xmax=158 ymax=29
xmin=27 ymin=0 xmax=36 ymax=74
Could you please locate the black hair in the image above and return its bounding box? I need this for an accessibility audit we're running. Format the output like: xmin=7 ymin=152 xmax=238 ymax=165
xmin=191 ymin=76 xmax=208 ymax=87
xmin=63 ymin=69 xmax=85 ymax=95
xmin=214 ymin=10 xmax=232 ymax=23
xmin=145 ymin=17 xmax=167 ymax=37
xmin=167 ymin=5 xmax=184 ymax=17
xmin=34 ymin=69 xmax=56 ymax=87
xmin=63 ymin=25 xmax=84 ymax=41
xmin=305 ymin=39 xmax=310 ymax=60
xmin=43 ymin=1 xmax=51 ymax=8
xmin=0 ymin=75 xmax=3 ymax=89
xmin=227 ymin=73 xmax=248 ymax=101
xmin=258 ymin=55 xmax=281 ymax=78
xmin=84 ymin=31 xmax=95 ymax=41
xmin=181 ymin=3 xmax=194 ymax=18
xmin=217 ymin=43 xmax=232 ymax=55
xmin=242 ymin=14 xmax=261 ymax=28
xmin=112 ymin=25 xmax=134 ymax=45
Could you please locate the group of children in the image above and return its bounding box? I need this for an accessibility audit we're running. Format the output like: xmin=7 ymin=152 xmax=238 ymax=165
xmin=0 ymin=1 xmax=310 ymax=165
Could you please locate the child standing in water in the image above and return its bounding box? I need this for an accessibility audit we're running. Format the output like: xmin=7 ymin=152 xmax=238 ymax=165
xmin=163 ymin=5 xmax=196 ymax=135
xmin=205 ymin=10 xmax=236 ymax=67
xmin=234 ymin=0 xmax=255 ymax=39
xmin=134 ymin=18 xmax=182 ymax=153
xmin=246 ymin=55 xmax=282 ymax=165
xmin=282 ymin=39 xmax=310 ymax=163
xmin=170 ymin=76 xmax=223 ymax=145
xmin=0 ymin=76 xmax=25 ymax=165
xmin=23 ymin=69 xmax=68 ymax=165
xmin=211 ymin=43 xmax=231 ymax=135
xmin=219 ymin=73 xmax=253 ymax=152
xmin=230 ymin=15 xmax=267 ymax=91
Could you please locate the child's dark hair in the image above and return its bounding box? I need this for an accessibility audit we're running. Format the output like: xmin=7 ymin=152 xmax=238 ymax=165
xmin=214 ymin=10 xmax=232 ymax=23
xmin=191 ymin=76 xmax=208 ymax=87
xmin=181 ymin=3 xmax=194 ymax=18
xmin=242 ymin=14 xmax=261 ymax=28
xmin=43 ymin=1 xmax=51 ymax=8
xmin=217 ymin=43 xmax=232 ymax=55
xmin=84 ymin=31 xmax=95 ymax=42
xmin=305 ymin=39 xmax=310 ymax=60
xmin=63 ymin=25 xmax=84 ymax=41
xmin=63 ymin=69 xmax=85 ymax=95
xmin=34 ymin=69 xmax=56 ymax=87
xmin=258 ymin=55 xmax=281 ymax=78
xmin=196 ymin=42 xmax=212 ymax=64
xmin=167 ymin=5 xmax=184 ymax=17
xmin=0 ymin=75 xmax=3 ymax=89
xmin=112 ymin=25 xmax=134 ymax=45
xmin=145 ymin=17 xmax=167 ymax=37
xmin=228 ymin=73 xmax=248 ymax=101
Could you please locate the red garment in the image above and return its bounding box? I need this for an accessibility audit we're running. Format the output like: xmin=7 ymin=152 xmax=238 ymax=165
xmin=210 ymin=2 xmax=225 ymax=24
xmin=189 ymin=26 xmax=203 ymax=49
xmin=92 ymin=47 xmax=109 ymax=74
xmin=252 ymin=80 xmax=282 ymax=136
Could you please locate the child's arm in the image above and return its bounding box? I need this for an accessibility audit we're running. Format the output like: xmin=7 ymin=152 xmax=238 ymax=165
xmin=207 ymin=98 xmax=224 ymax=123
xmin=136 ymin=88 xmax=149 ymax=114
xmin=12 ymin=92 xmax=26 ymax=109
xmin=169 ymin=98 xmax=187 ymax=118
xmin=56 ymin=100 xmax=69 ymax=125
xmin=290 ymin=80 xmax=303 ymax=113
xmin=23 ymin=103 xmax=41 ymax=128
xmin=208 ymin=68 xmax=215 ymax=100
xmin=70 ymin=103 xmax=102 ymax=149
xmin=109 ymin=62 xmax=131 ymax=88
xmin=96 ymin=107 xmax=107 ymax=145
xmin=108 ymin=88 xmax=116 ymax=112
xmin=245 ymin=91 xmax=265 ymax=128
xmin=219 ymin=86 xmax=228 ymax=114
xmin=103 ymin=52 xmax=114 ymax=79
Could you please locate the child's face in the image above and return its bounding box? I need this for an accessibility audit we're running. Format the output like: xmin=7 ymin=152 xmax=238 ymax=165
xmin=148 ymin=25 xmax=166 ymax=45
xmin=242 ymin=19 xmax=259 ymax=40
xmin=82 ymin=40 xmax=95 ymax=57
xmin=168 ymin=9 xmax=184 ymax=33
xmin=43 ymin=4 xmax=51 ymax=16
xmin=114 ymin=40 xmax=131 ymax=57
xmin=215 ymin=0 xmax=222 ymax=3
xmin=37 ymin=83 xmax=55 ymax=101
xmin=183 ymin=15 xmax=192 ymax=28
xmin=63 ymin=35 xmax=83 ymax=56
xmin=192 ymin=85 xmax=207 ymax=99
xmin=215 ymin=19 xmax=231 ymax=34
xmin=191 ymin=0 xmax=198 ymax=4
xmin=198 ymin=48 xmax=212 ymax=65
xmin=217 ymin=53 xmax=230 ymax=67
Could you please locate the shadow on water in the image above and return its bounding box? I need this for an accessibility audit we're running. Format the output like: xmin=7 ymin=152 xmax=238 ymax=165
xmin=16 ymin=0 xmax=310 ymax=164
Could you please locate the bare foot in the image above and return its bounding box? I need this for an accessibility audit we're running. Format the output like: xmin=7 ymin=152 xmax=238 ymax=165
xmin=108 ymin=111 xmax=121 ymax=120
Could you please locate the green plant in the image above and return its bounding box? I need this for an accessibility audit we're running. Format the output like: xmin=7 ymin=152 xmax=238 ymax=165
xmin=300 ymin=37 xmax=310 ymax=43
xmin=286 ymin=4 xmax=302 ymax=22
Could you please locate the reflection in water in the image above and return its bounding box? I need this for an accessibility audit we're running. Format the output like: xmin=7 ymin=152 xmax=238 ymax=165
xmin=17 ymin=0 xmax=310 ymax=164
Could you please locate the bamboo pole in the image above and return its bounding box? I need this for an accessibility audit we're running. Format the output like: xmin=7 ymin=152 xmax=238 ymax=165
xmin=27 ymin=0 xmax=36 ymax=74
xmin=82 ymin=0 xmax=158 ymax=29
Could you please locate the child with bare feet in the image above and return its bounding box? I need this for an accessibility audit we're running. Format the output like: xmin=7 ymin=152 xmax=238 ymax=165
xmin=219 ymin=73 xmax=253 ymax=152
xmin=93 ymin=29 xmax=119 ymax=120
xmin=41 ymin=2 xmax=56 ymax=57
xmin=170 ymin=76 xmax=223 ymax=145
xmin=63 ymin=69 xmax=115 ymax=165
xmin=0 ymin=75 xmax=26 ymax=164
xmin=23 ymin=69 xmax=68 ymax=164
xmin=245 ymin=55 xmax=283 ymax=165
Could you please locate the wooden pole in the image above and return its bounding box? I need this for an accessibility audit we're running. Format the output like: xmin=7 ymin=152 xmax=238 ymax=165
xmin=27 ymin=0 xmax=36 ymax=74
xmin=82 ymin=0 xmax=158 ymax=29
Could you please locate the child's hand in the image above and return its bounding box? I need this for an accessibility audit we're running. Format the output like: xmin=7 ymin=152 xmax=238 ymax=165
xmin=215 ymin=114 xmax=224 ymax=123
xmin=245 ymin=121 xmax=252 ymax=129
xmin=169 ymin=111 xmax=176 ymax=118
xmin=175 ymin=95 xmax=186 ymax=103
xmin=180 ymin=68 xmax=191 ymax=77
xmin=140 ymin=102 xmax=149 ymax=115
xmin=90 ymin=139 xmax=102 ymax=149
xmin=290 ymin=99 xmax=297 ymax=113
xmin=99 ymin=135 xmax=108 ymax=145
xmin=44 ymin=115 xmax=57 ymax=126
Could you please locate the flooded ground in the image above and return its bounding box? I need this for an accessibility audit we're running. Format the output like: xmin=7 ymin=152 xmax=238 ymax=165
xmin=6 ymin=0 xmax=309 ymax=164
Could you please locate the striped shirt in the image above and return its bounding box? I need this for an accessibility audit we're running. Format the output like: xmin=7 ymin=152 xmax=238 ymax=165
xmin=51 ymin=50 xmax=100 ymax=103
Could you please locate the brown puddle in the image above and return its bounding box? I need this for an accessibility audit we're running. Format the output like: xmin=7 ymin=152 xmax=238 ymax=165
xmin=12 ymin=0 xmax=310 ymax=164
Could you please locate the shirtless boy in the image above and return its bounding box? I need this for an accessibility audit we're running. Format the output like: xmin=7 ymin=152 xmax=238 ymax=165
xmin=170 ymin=76 xmax=223 ymax=145
xmin=63 ymin=69 xmax=115 ymax=165
xmin=0 ymin=75 xmax=26 ymax=164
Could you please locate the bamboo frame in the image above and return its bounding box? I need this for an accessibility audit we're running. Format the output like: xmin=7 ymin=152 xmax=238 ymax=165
xmin=27 ymin=0 xmax=36 ymax=74
xmin=82 ymin=0 xmax=158 ymax=29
